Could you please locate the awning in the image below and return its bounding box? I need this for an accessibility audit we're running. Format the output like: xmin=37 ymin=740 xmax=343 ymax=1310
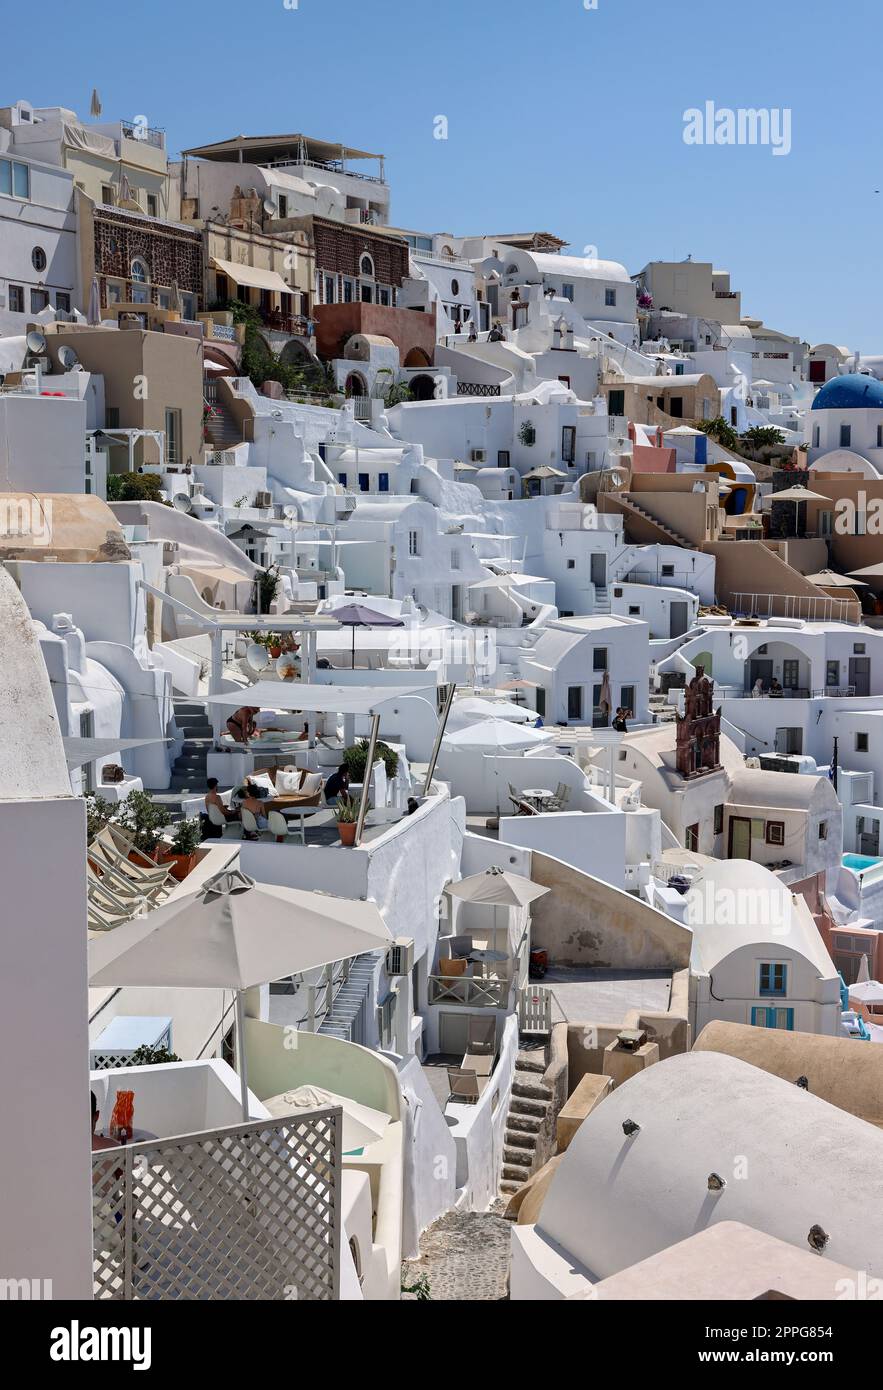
xmin=205 ymin=681 xmax=431 ymax=716
xmin=211 ymin=257 xmax=292 ymax=295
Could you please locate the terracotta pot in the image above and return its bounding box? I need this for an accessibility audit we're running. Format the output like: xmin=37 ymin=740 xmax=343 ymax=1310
xmin=337 ymin=820 xmax=358 ymax=847
xmin=268 ymin=645 xmax=282 ymax=659
xmin=166 ymin=852 xmax=198 ymax=882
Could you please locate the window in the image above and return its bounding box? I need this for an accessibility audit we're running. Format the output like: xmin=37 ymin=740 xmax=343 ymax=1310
xmin=106 ymin=407 xmax=120 ymax=429
xmin=567 ymin=686 xmax=583 ymax=721
xmin=359 ymin=254 xmax=374 ymax=277
xmin=877 ymin=425 xmax=883 ymax=449
xmin=812 ymin=425 xmax=820 ymax=447
xmin=277 ymin=195 xmax=288 ymax=219
xmin=685 ymin=824 xmax=699 ymax=852
xmin=337 ymin=472 xmax=347 ymax=487
xmin=497 ymin=450 xmax=510 ymax=468
xmin=605 ymin=287 xmax=616 ymax=307
xmin=661 ymin=564 xmax=675 ymax=578
xmin=378 ymin=472 xmax=389 ymax=493
xmin=408 ymin=530 xmax=420 ymax=557
xmin=765 ymin=821 xmax=785 ymax=846
xmin=8 ymin=285 xmax=24 ymax=313
xmin=451 ymin=548 xmax=460 ymax=570
xmin=759 ymin=963 xmax=787 ymax=997
xmin=451 ymin=278 xmax=460 ymax=296
xmin=714 ymin=804 xmax=724 ymax=836
xmin=378 ymin=287 xmax=390 ymax=306
xmin=593 ymin=647 xmax=608 ymax=671
xmin=819 ymin=821 xmax=828 ymax=840
xmin=567 ymin=559 xmax=576 ymax=570
xmin=0 ymin=158 xmax=30 ymax=198
xmin=358 ymin=473 xmax=369 ymax=492
xmin=751 ymin=1006 xmax=793 ymax=1030
xmin=535 ymin=688 xmax=546 ymax=718
xmin=561 ymin=426 xmax=576 ymax=463
xmin=31 ymin=246 xmax=47 ymax=272
xmin=826 ymin=660 xmax=839 ymax=688
xmin=854 ymin=642 xmax=866 ymax=654
xmin=608 ymin=389 xmax=625 ymax=416
xmin=628 ymin=604 xmax=640 ymax=615
xmin=181 ymin=293 xmax=196 ymax=320
xmin=101 ymin=183 xmax=115 ymax=205
xmin=343 ymin=278 xmax=354 ymax=303
xmin=30 ymin=289 xmax=49 ymax=313
xmin=323 ymin=274 xmax=335 ymax=304
xmin=561 ymin=283 xmax=574 ymax=302
xmin=146 ymin=193 xmax=158 ymax=218
xmin=164 ymin=408 xmax=182 ymax=467
xmin=130 ymin=257 xmax=149 ymax=283
xmin=856 ymin=732 xmax=869 ymax=752
xmin=620 ymin=684 xmax=635 ymax=714
xmin=55 ymin=292 xmax=71 ymax=313
xmin=840 ymin=423 xmax=852 ymax=448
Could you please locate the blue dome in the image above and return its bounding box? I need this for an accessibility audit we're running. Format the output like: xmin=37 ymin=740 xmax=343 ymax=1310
xmin=811 ymin=373 xmax=883 ymax=410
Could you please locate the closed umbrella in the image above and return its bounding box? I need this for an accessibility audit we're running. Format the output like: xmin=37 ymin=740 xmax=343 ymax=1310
xmin=599 ymin=670 xmax=612 ymax=718
xmin=88 ymin=868 xmax=393 ymax=1119
xmin=90 ymin=88 xmax=102 ymax=118
xmin=87 ymin=276 xmax=101 ymax=326
xmin=331 ymin=602 xmax=404 ymax=669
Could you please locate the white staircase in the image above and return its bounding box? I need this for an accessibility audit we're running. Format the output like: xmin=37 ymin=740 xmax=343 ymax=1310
xmin=318 ymin=952 xmax=381 ymax=1042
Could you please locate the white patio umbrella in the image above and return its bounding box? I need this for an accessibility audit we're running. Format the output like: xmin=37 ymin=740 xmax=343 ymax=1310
xmin=442 ymin=720 xmax=553 ymax=752
xmin=448 ymin=696 xmax=531 ymax=729
xmin=88 ymin=868 xmax=393 ymax=1119
xmin=447 ymin=866 xmax=550 ymax=909
xmin=262 ymin=1085 xmax=389 ymax=1151
xmin=856 ymin=954 xmax=871 ymax=984
xmin=847 ymin=980 xmax=883 ymax=1005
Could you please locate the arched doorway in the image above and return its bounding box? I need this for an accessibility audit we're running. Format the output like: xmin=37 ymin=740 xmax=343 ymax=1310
xmin=345 ymin=372 xmax=368 ymax=398
xmin=409 ymin=373 xmax=436 ymax=401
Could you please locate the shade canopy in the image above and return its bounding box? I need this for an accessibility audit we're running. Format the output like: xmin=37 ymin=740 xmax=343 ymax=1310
xmin=449 ymin=697 xmax=531 ymax=727
xmin=447 ymin=866 xmax=551 ymax=909
xmin=88 ymin=868 xmax=392 ymax=990
xmin=331 ymin=603 xmax=404 ymax=629
xmin=848 ymin=980 xmax=883 ymax=1004
xmin=63 ymin=735 xmax=170 ymax=769
xmin=205 ymin=681 xmax=429 ymax=716
xmin=804 ymin=570 xmax=866 ymax=589
xmin=770 ymin=485 xmax=829 ymax=503
xmin=442 ymin=720 xmax=554 ymax=751
xmin=263 ymin=1085 xmax=389 ymax=1151
xmin=211 ymin=257 xmax=291 ymax=295
xmin=468 ymin=572 xmax=524 ymax=591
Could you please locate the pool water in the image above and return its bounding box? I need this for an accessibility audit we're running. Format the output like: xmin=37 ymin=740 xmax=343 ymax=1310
xmin=843 ymin=853 xmax=882 ymax=872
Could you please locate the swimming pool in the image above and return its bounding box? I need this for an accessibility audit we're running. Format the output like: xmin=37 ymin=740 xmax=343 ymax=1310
xmin=843 ymin=853 xmax=882 ymax=872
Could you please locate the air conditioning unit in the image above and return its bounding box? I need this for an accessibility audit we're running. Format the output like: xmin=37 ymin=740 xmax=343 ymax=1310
xmin=386 ymin=937 xmax=415 ymax=976
xmin=470 ymin=448 xmax=487 ymax=463
xmin=254 ymin=490 xmax=273 ymax=508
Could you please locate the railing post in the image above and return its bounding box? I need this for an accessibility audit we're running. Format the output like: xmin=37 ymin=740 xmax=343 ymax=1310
xmin=307 ymin=986 xmax=316 ymax=1032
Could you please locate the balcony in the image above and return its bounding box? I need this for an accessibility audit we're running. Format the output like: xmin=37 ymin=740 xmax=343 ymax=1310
xmin=428 ymin=974 xmax=509 ymax=1007
xmin=120 ymin=120 xmax=165 ymax=150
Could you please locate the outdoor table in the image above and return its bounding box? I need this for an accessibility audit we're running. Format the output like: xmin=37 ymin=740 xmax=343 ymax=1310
xmin=522 ymin=787 xmax=555 ymax=810
xmin=273 ymin=802 xmax=336 ymax=844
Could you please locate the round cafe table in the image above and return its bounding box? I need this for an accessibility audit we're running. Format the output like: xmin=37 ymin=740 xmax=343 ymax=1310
xmin=522 ymin=787 xmax=555 ymax=810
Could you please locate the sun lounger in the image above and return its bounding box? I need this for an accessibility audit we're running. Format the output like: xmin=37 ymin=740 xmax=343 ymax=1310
xmin=446 ymin=1068 xmax=481 ymax=1104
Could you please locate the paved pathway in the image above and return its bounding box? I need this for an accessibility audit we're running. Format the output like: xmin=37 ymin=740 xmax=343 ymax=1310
xmin=402 ymin=1205 xmax=511 ymax=1300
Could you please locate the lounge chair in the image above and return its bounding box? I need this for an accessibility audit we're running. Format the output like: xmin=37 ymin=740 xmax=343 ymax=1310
xmin=446 ymin=1068 xmax=480 ymax=1104
xmin=93 ymin=827 xmax=171 ymax=888
xmin=87 ymin=900 xmax=134 ymax=932
xmin=86 ymin=864 xmax=150 ymax=914
xmin=462 ymin=1015 xmax=496 ymax=1088
xmin=87 ymin=855 xmax=167 ymax=905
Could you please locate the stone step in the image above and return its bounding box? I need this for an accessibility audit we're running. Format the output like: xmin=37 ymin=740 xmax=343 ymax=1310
xmin=500 ymin=1179 xmax=523 ymax=1195
xmin=512 ymin=1078 xmax=552 ymax=1103
xmin=516 ymin=1053 xmax=546 ymax=1075
xmin=509 ymin=1094 xmax=547 ymax=1119
xmin=502 ymin=1162 xmax=532 ymax=1183
xmin=506 ymin=1113 xmax=542 ymax=1136
xmin=503 ymin=1143 xmax=535 ymax=1167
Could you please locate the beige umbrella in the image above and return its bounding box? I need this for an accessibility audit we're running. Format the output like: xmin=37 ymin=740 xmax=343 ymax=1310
xmin=856 ymin=954 xmax=871 ymax=985
xmin=804 ymin=570 xmax=867 ymax=588
xmin=848 ymin=561 xmax=883 ymax=580
xmin=770 ymin=484 xmax=829 ymax=503
xmin=599 ymin=670 xmax=613 ymax=715
xmin=848 ymin=979 xmax=883 ymax=1005
xmin=447 ymin=866 xmax=550 ymax=909
xmin=88 ymin=868 xmax=393 ymax=1119
xmin=263 ymin=1085 xmax=389 ymax=1151
xmin=90 ymin=88 xmax=102 ymax=118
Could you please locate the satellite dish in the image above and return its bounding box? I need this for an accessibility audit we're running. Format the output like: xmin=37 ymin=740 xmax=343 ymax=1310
xmin=58 ymin=345 xmax=80 ymax=370
xmin=246 ymin=642 xmax=270 ymax=672
xmin=271 ymin=409 xmax=283 ymax=420
xmin=282 ymin=505 xmax=297 ymax=520
xmin=26 ymin=329 xmax=47 ymax=355
xmin=263 ymin=196 xmax=277 ymax=218
xmin=171 ymin=493 xmax=193 ymax=513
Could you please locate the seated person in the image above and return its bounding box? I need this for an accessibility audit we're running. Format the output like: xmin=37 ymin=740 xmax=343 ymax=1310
xmin=205 ymin=778 xmax=238 ymax=822
xmin=226 ymin=705 xmax=258 ymax=743
xmin=324 ymin=764 xmax=351 ymax=806
xmin=769 ymin=678 xmax=783 ymax=698
xmin=240 ymin=781 xmax=270 ymax=837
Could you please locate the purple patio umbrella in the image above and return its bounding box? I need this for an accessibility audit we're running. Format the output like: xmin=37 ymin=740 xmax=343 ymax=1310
xmin=332 ymin=603 xmax=404 ymax=668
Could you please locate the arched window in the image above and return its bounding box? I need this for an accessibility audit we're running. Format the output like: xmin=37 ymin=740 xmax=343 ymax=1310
xmin=451 ymin=278 xmax=460 ymax=297
xmin=32 ymin=246 xmax=47 ymax=272
xmin=359 ymin=253 xmax=374 ymax=278
xmin=131 ymin=257 xmax=150 ymax=283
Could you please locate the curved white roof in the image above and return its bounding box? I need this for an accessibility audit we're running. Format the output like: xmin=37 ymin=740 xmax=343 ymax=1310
xmin=536 ymin=1051 xmax=883 ymax=1281
xmin=686 ymin=858 xmax=834 ymax=976
xmin=514 ymin=251 xmax=631 ymax=284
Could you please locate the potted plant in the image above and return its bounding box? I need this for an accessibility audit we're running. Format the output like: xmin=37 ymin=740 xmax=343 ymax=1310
xmin=85 ymin=793 xmax=115 ymax=845
xmin=342 ymin=739 xmax=399 ymax=784
xmin=335 ymin=794 xmax=360 ymax=847
xmin=117 ymin=790 xmax=171 ymax=864
xmin=160 ymin=817 xmax=202 ymax=881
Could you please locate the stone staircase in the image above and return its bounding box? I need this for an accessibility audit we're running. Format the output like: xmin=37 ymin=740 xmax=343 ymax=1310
xmin=649 ymin=691 xmax=678 ymax=724
xmin=593 ymin=584 xmax=611 ymax=615
xmin=204 ymin=397 xmax=242 ymax=452
xmin=615 ymin=494 xmax=692 ymax=549
xmin=169 ymin=699 xmax=213 ymax=794
xmin=500 ymin=1045 xmax=553 ymax=1196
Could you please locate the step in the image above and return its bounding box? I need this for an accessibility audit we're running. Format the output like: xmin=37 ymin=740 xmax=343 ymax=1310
xmin=502 ymin=1162 xmax=532 ymax=1183
xmin=512 ymin=1078 xmax=553 ymax=1103
xmin=516 ymin=1052 xmax=547 ymax=1075
xmin=500 ymin=1179 xmax=524 ymax=1195
xmin=506 ymin=1113 xmax=542 ymax=1136
xmin=503 ymin=1142 xmax=536 ymax=1167
xmin=509 ymin=1095 xmax=547 ymax=1119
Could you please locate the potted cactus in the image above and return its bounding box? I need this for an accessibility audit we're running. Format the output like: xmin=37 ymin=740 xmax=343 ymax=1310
xmin=335 ymin=793 xmax=360 ymax=847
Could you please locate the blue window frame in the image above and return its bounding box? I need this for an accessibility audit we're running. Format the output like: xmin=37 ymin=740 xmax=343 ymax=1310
xmin=378 ymin=473 xmax=389 ymax=492
xmin=358 ymin=473 xmax=369 ymax=492
xmin=751 ymin=1006 xmax=794 ymax=1030
xmin=759 ymin=963 xmax=787 ymax=996
xmin=337 ymin=473 xmax=347 ymax=487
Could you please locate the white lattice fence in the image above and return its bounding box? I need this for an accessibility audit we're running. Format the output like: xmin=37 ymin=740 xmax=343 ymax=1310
xmin=93 ymin=1107 xmax=341 ymax=1300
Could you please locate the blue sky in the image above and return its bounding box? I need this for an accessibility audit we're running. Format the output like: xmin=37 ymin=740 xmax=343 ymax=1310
xmin=4 ymin=0 xmax=881 ymax=349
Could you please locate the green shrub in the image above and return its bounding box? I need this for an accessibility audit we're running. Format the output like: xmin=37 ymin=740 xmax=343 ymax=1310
xmin=106 ymin=472 xmax=164 ymax=503
xmin=342 ymin=739 xmax=399 ymax=782
xmin=170 ymin=817 xmax=202 ymax=856
xmin=117 ymin=789 xmax=170 ymax=856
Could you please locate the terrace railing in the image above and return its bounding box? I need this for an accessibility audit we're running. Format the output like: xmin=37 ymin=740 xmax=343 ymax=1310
xmin=428 ymin=975 xmax=508 ymax=1008
xmin=92 ymin=1107 xmax=341 ymax=1300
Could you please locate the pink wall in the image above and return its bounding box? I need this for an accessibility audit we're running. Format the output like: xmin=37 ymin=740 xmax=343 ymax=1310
xmin=632 ymin=445 xmax=677 ymax=473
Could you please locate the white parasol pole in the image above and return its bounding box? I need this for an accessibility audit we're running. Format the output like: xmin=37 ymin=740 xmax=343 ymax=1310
xmin=235 ymin=988 xmax=250 ymax=1121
